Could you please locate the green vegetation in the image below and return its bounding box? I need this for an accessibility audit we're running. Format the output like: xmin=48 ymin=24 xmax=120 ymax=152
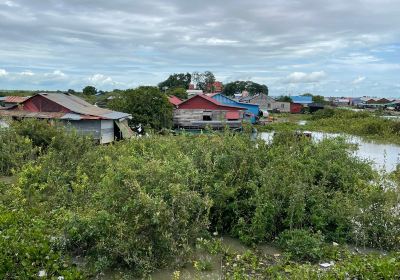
xmin=158 ymin=73 xmax=192 ymax=91
xmin=1 ymin=119 xmax=399 ymax=278
xmin=108 ymin=86 xmax=173 ymax=130
xmin=82 ymin=85 xmax=97 ymax=96
xmin=223 ymin=247 xmax=400 ymax=279
xmin=306 ymin=109 xmax=400 ymax=143
xmin=166 ymin=87 xmax=188 ymax=99
xmin=223 ymin=80 xmax=268 ymax=96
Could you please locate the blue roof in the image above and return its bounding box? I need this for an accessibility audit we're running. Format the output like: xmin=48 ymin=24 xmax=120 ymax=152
xmin=291 ymin=96 xmax=313 ymax=104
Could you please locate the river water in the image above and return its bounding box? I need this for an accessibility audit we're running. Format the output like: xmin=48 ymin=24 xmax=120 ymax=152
xmin=259 ymin=131 xmax=400 ymax=173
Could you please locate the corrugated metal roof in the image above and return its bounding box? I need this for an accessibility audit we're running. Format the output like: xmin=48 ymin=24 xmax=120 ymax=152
xmin=168 ymin=95 xmax=182 ymax=106
xmin=2 ymin=96 xmax=29 ymax=103
xmin=0 ymin=110 xmax=66 ymax=119
xmin=0 ymin=110 xmax=103 ymax=120
xmin=291 ymin=96 xmax=313 ymax=104
xmin=181 ymin=94 xmax=247 ymax=110
xmin=22 ymin=93 xmax=130 ymax=120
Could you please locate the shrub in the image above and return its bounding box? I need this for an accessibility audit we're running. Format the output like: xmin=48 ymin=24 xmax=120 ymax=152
xmin=0 ymin=126 xmax=37 ymax=176
xmin=277 ymin=230 xmax=325 ymax=262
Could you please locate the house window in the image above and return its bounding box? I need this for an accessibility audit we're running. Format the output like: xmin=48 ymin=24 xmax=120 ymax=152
xmin=267 ymin=103 xmax=271 ymax=108
xmin=281 ymin=104 xmax=285 ymax=108
xmin=203 ymin=111 xmax=212 ymax=121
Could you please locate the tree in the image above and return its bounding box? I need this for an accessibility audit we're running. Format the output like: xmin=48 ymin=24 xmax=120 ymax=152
xmin=158 ymin=73 xmax=192 ymax=91
xmin=276 ymin=95 xmax=292 ymax=102
xmin=67 ymin=89 xmax=76 ymax=95
xmin=166 ymin=87 xmax=188 ymax=100
xmin=108 ymin=86 xmax=173 ymax=130
xmin=222 ymin=81 xmax=268 ymax=96
xmin=192 ymin=71 xmax=216 ymax=92
xmin=312 ymin=95 xmax=326 ymax=104
xmin=302 ymin=93 xmax=326 ymax=104
xmin=82 ymin=86 xmax=97 ymax=96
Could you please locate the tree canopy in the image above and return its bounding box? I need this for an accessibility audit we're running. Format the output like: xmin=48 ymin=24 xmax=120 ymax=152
xmin=192 ymin=71 xmax=216 ymax=92
xmin=108 ymin=86 xmax=173 ymax=130
xmin=276 ymin=95 xmax=292 ymax=102
xmin=82 ymin=86 xmax=97 ymax=96
xmin=302 ymin=93 xmax=326 ymax=104
xmin=222 ymin=81 xmax=268 ymax=96
xmin=158 ymin=73 xmax=192 ymax=91
xmin=166 ymin=87 xmax=188 ymax=100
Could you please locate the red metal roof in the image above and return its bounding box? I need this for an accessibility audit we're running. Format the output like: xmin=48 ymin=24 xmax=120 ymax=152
xmin=4 ymin=96 xmax=29 ymax=103
xmin=178 ymin=94 xmax=246 ymax=110
xmin=168 ymin=95 xmax=182 ymax=106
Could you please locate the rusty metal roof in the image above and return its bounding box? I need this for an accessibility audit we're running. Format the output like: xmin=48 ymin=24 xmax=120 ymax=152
xmin=39 ymin=93 xmax=130 ymax=119
xmin=4 ymin=93 xmax=131 ymax=120
xmin=1 ymin=96 xmax=29 ymax=103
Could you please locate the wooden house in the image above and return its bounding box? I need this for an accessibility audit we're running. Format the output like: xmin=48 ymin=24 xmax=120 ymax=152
xmin=173 ymin=94 xmax=245 ymax=130
xmin=0 ymin=93 xmax=133 ymax=144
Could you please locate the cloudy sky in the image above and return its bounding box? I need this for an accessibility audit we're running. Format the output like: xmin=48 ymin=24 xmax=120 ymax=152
xmin=0 ymin=0 xmax=399 ymax=96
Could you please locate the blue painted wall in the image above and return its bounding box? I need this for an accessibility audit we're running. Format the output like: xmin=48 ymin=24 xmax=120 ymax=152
xmin=211 ymin=93 xmax=260 ymax=124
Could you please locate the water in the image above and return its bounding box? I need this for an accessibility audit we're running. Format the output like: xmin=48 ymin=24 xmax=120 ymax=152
xmin=259 ymin=131 xmax=400 ymax=173
xmin=97 ymin=237 xmax=280 ymax=280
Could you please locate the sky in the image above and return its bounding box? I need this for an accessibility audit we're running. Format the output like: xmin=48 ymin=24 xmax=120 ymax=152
xmin=0 ymin=0 xmax=399 ymax=97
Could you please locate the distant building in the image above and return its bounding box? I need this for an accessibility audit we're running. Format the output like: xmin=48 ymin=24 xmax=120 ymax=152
xmin=0 ymin=93 xmax=133 ymax=144
xmin=207 ymin=81 xmax=223 ymax=93
xmin=187 ymin=89 xmax=204 ymax=97
xmin=290 ymin=96 xmax=313 ymax=114
xmin=173 ymin=94 xmax=245 ymax=130
xmin=334 ymin=98 xmax=351 ymax=106
xmin=240 ymin=94 xmax=290 ymax=113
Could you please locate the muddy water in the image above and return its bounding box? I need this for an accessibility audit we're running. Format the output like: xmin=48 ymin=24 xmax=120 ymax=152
xmin=98 ymin=237 xmax=280 ymax=280
xmin=259 ymin=131 xmax=400 ymax=173
xmin=149 ymin=237 xmax=279 ymax=280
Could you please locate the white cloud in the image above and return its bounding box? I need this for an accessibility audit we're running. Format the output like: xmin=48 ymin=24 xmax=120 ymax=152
xmin=20 ymin=70 xmax=35 ymax=76
xmin=88 ymin=74 xmax=114 ymax=86
xmin=284 ymin=71 xmax=327 ymax=84
xmin=196 ymin=37 xmax=239 ymax=46
xmin=352 ymin=76 xmax=366 ymax=84
xmin=4 ymin=1 xmax=20 ymax=8
xmin=0 ymin=69 xmax=8 ymax=77
xmin=44 ymin=70 xmax=67 ymax=79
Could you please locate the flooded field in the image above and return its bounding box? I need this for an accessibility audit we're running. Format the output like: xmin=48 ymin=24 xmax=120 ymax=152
xmin=260 ymin=131 xmax=400 ymax=173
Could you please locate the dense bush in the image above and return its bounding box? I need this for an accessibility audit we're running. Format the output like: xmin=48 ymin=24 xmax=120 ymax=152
xmin=0 ymin=183 xmax=85 ymax=279
xmin=1 ymin=120 xmax=399 ymax=277
xmin=11 ymin=118 xmax=63 ymax=148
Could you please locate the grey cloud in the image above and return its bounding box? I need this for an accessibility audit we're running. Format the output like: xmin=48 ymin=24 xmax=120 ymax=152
xmin=0 ymin=0 xmax=399 ymax=95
